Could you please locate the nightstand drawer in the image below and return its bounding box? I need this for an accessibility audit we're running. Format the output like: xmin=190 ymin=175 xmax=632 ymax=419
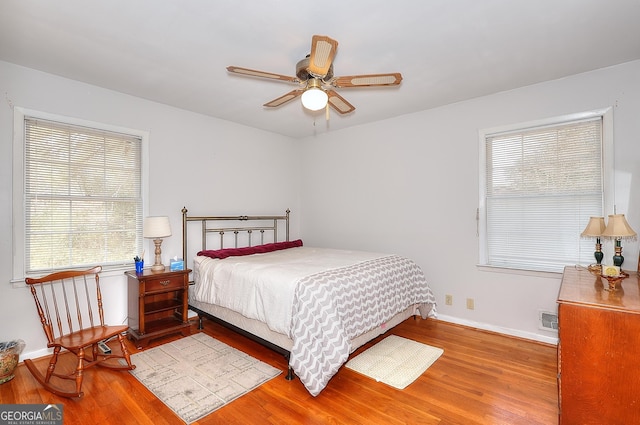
xmin=145 ymin=275 xmax=184 ymax=292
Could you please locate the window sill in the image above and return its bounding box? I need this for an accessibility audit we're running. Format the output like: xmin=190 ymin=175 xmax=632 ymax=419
xmin=11 ymin=265 xmax=134 ymax=289
xmin=476 ymin=264 xmax=563 ymax=279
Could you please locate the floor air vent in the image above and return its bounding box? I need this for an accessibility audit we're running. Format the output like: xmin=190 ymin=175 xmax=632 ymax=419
xmin=539 ymin=310 xmax=558 ymax=331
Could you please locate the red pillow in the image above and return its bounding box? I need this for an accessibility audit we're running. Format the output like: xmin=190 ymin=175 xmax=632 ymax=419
xmin=198 ymin=239 xmax=303 ymax=259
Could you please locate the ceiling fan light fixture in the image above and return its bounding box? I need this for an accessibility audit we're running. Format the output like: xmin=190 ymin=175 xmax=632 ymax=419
xmin=301 ymin=88 xmax=328 ymax=111
xmin=301 ymin=78 xmax=328 ymax=111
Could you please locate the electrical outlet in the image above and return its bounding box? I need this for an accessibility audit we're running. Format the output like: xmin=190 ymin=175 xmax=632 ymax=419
xmin=466 ymin=298 xmax=475 ymax=310
xmin=445 ymin=294 xmax=453 ymax=305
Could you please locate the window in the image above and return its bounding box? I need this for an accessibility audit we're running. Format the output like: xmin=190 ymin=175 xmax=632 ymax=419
xmin=479 ymin=109 xmax=613 ymax=273
xmin=13 ymin=109 xmax=148 ymax=278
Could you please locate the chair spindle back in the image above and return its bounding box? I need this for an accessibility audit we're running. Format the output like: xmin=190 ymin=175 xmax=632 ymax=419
xmin=26 ymin=266 xmax=104 ymax=345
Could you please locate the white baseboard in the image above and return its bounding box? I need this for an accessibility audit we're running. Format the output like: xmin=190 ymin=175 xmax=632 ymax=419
xmin=21 ymin=347 xmax=52 ymax=362
xmin=20 ymin=314 xmax=557 ymax=361
xmin=437 ymin=314 xmax=559 ymax=345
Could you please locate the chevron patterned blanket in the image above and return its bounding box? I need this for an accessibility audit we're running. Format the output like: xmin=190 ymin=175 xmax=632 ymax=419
xmin=288 ymin=255 xmax=436 ymax=396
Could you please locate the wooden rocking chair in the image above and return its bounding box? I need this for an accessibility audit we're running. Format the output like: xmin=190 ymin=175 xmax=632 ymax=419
xmin=23 ymin=266 xmax=135 ymax=398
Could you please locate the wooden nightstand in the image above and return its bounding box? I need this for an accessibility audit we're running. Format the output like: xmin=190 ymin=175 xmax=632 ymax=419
xmin=125 ymin=268 xmax=192 ymax=348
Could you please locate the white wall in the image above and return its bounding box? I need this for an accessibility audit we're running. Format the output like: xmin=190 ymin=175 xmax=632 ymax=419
xmin=299 ymin=60 xmax=640 ymax=343
xmin=0 ymin=61 xmax=300 ymax=359
xmin=3 ymin=58 xmax=638 ymax=358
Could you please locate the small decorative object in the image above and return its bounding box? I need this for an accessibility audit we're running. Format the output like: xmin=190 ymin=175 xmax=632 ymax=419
xmin=581 ymin=216 xmax=606 ymax=273
xmin=134 ymin=256 xmax=144 ymax=274
xmin=601 ymin=265 xmax=627 ymax=290
xmin=601 ymin=214 xmax=637 ymax=267
xmin=143 ymin=216 xmax=172 ymax=272
xmin=603 ymin=265 xmax=621 ymax=277
xmin=170 ymin=256 xmax=184 ymax=271
xmin=0 ymin=339 xmax=25 ymax=384
xmin=601 ymin=273 xmax=625 ymax=291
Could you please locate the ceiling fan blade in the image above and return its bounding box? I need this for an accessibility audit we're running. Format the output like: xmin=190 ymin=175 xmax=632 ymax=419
xmin=333 ymin=73 xmax=403 ymax=88
xmin=307 ymin=35 xmax=338 ymax=78
xmin=263 ymin=89 xmax=304 ymax=108
xmin=327 ymin=90 xmax=355 ymax=114
xmin=227 ymin=66 xmax=299 ymax=83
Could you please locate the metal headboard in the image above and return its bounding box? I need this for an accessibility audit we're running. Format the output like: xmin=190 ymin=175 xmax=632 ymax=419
xmin=181 ymin=207 xmax=290 ymax=268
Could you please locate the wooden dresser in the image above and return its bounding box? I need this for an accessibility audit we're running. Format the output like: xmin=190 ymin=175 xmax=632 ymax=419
xmin=557 ymin=266 xmax=640 ymax=424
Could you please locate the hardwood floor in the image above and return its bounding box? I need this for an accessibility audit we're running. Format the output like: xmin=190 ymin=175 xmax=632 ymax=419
xmin=1 ymin=318 xmax=558 ymax=424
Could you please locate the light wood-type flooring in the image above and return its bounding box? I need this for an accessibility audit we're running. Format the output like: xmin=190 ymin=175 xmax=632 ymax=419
xmin=1 ymin=317 xmax=558 ymax=424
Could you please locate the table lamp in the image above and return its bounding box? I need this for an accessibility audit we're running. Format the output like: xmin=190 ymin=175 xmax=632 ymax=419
xmin=581 ymin=216 xmax=606 ymax=271
xmin=143 ymin=216 xmax=172 ymax=272
xmin=601 ymin=214 xmax=637 ymax=268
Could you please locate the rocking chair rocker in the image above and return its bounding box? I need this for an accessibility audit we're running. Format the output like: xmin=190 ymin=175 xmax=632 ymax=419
xmin=24 ymin=266 xmax=135 ymax=398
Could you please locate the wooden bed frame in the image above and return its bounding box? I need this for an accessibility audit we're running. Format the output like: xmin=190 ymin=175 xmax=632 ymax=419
xmin=181 ymin=207 xmax=422 ymax=384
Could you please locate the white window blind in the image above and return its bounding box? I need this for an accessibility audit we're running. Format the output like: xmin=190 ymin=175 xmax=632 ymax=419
xmin=482 ymin=116 xmax=604 ymax=273
xmin=24 ymin=118 xmax=143 ymax=273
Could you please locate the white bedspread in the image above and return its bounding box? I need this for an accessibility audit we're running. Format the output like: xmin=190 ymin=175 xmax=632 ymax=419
xmin=192 ymin=246 xmax=385 ymax=335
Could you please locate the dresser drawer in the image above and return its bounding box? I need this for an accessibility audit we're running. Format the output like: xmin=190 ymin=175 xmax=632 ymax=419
xmin=144 ymin=275 xmax=184 ymax=292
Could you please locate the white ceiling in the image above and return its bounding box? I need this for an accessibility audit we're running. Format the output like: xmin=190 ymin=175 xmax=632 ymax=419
xmin=1 ymin=1 xmax=639 ymax=139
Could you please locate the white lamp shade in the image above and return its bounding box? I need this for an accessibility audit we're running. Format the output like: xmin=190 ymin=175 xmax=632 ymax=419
xmin=601 ymin=214 xmax=637 ymax=238
xmin=301 ymin=88 xmax=328 ymax=111
xmin=143 ymin=216 xmax=172 ymax=238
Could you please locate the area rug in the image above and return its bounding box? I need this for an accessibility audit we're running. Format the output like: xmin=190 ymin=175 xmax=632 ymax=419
xmin=126 ymin=333 xmax=281 ymax=424
xmin=345 ymin=335 xmax=443 ymax=389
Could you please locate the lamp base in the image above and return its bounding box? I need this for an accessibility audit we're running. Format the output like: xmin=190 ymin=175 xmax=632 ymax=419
xmin=613 ymin=254 xmax=624 ymax=268
xmin=151 ymin=264 xmax=165 ymax=272
xmin=151 ymin=238 xmax=166 ymax=272
xmin=613 ymin=241 xmax=625 ymax=267
xmin=594 ymin=246 xmax=603 ymax=264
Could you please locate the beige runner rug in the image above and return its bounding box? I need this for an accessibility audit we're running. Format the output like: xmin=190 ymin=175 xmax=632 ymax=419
xmin=346 ymin=335 xmax=443 ymax=389
xmin=127 ymin=333 xmax=281 ymax=424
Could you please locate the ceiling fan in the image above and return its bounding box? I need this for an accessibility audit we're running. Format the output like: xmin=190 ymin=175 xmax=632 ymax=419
xmin=227 ymin=35 xmax=403 ymax=114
